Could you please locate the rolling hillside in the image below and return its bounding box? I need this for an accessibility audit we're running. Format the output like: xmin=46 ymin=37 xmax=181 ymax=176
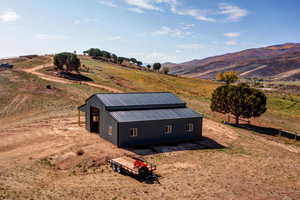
xmin=166 ymin=43 xmax=300 ymax=80
xmin=0 ymin=56 xmax=299 ymax=199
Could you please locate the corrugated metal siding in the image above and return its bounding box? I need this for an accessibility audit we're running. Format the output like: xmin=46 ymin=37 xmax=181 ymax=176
xmin=96 ymin=92 xmax=186 ymax=110
xmin=110 ymin=108 xmax=202 ymax=122
xmin=118 ymin=118 xmax=201 ymax=147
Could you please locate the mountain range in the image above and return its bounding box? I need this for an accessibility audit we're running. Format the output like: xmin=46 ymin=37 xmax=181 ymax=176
xmin=164 ymin=43 xmax=300 ymax=81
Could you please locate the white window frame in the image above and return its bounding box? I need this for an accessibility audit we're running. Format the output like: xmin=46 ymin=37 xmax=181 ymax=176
xmin=130 ymin=128 xmax=138 ymax=137
xmin=108 ymin=126 xmax=113 ymax=135
xmin=164 ymin=125 xmax=173 ymax=134
xmin=185 ymin=123 xmax=194 ymax=132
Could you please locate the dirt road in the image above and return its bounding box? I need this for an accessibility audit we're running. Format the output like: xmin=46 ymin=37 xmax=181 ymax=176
xmin=22 ymin=63 xmax=122 ymax=93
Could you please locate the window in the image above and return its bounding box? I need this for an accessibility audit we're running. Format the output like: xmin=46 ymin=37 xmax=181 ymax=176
xmin=108 ymin=126 xmax=112 ymax=135
xmin=164 ymin=125 xmax=173 ymax=134
xmin=130 ymin=128 xmax=138 ymax=137
xmin=92 ymin=115 xmax=99 ymax=121
xmin=185 ymin=123 xmax=194 ymax=132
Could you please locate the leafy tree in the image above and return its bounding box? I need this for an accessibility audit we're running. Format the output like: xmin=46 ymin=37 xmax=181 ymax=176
xmin=210 ymin=84 xmax=267 ymax=124
xmin=53 ymin=52 xmax=80 ymax=72
xmin=54 ymin=53 xmax=68 ymax=70
xmin=117 ymin=57 xmax=126 ymax=64
xmin=66 ymin=53 xmax=81 ymax=72
xmin=161 ymin=66 xmax=169 ymax=74
xmin=146 ymin=64 xmax=151 ymax=70
xmin=111 ymin=54 xmax=118 ymax=63
xmin=153 ymin=62 xmax=161 ymax=71
xmin=130 ymin=58 xmax=137 ymax=64
xmin=136 ymin=61 xmax=143 ymax=66
xmin=84 ymin=48 xmax=102 ymax=57
xmin=216 ymin=71 xmax=239 ymax=84
xmin=101 ymin=50 xmax=111 ymax=58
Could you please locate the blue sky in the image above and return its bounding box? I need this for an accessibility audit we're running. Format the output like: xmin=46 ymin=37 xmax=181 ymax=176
xmin=1 ymin=0 xmax=300 ymax=63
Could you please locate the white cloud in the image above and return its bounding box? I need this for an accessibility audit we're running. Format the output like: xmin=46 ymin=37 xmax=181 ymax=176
xmin=218 ymin=3 xmax=248 ymax=22
xmin=106 ymin=36 xmax=121 ymax=41
xmin=128 ymin=7 xmax=144 ymax=13
xmin=98 ymin=0 xmax=117 ymax=7
xmin=176 ymin=43 xmax=204 ymax=50
xmin=226 ymin=40 xmax=238 ymax=46
xmin=224 ymin=32 xmax=240 ymax=38
xmin=0 ymin=11 xmax=20 ymax=23
xmin=151 ymin=26 xmax=191 ymax=37
xmin=171 ymin=6 xmax=215 ymax=22
xmin=182 ymin=23 xmax=195 ymax=30
xmin=74 ymin=19 xmax=81 ymax=25
xmin=125 ymin=0 xmax=161 ymax=11
xmin=36 ymin=34 xmax=69 ymax=40
xmin=73 ymin=18 xmax=97 ymax=25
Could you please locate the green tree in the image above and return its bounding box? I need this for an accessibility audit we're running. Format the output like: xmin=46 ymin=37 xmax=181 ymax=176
xmin=117 ymin=57 xmax=126 ymax=64
xmin=111 ymin=54 xmax=118 ymax=63
xmin=146 ymin=64 xmax=151 ymax=70
xmin=53 ymin=52 xmax=80 ymax=72
xmin=66 ymin=53 xmax=81 ymax=72
xmin=216 ymin=71 xmax=239 ymax=84
xmin=130 ymin=58 xmax=137 ymax=64
xmin=84 ymin=48 xmax=101 ymax=57
xmin=153 ymin=62 xmax=161 ymax=71
xmin=53 ymin=53 xmax=68 ymax=70
xmin=210 ymin=84 xmax=267 ymax=124
xmin=136 ymin=61 xmax=143 ymax=66
xmin=101 ymin=50 xmax=111 ymax=58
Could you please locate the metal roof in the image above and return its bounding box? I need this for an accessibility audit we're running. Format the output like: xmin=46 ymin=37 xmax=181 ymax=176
xmin=95 ymin=92 xmax=186 ymax=111
xmin=110 ymin=108 xmax=202 ymax=122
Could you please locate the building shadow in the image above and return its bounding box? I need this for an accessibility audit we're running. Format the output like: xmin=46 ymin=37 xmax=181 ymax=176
xmin=58 ymin=72 xmax=93 ymax=82
xmin=229 ymin=123 xmax=300 ymax=141
xmin=126 ymin=136 xmax=226 ymax=156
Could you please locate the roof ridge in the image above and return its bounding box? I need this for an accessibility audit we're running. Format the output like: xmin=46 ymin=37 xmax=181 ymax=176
xmin=95 ymin=92 xmax=171 ymax=95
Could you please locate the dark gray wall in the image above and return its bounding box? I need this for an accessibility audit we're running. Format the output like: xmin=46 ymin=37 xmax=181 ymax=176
xmin=118 ymin=118 xmax=202 ymax=147
xmin=99 ymin=111 xmax=118 ymax=145
xmin=84 ymin=96 xmax=118 ymax=145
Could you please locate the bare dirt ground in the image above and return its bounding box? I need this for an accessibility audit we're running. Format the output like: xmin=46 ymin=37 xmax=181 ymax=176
xmin=0 ymin=117 xmax=299 ymax=200
xmin=21 ymin=63 xmax=122 ymax=93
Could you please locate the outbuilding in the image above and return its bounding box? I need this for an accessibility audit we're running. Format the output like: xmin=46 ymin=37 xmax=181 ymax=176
xmin=78 ymin=92 xmax=203 ymax=147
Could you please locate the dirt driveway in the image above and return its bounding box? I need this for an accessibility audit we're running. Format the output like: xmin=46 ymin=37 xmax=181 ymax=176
xmin=21 ymin=63 xmax=122 ymax=93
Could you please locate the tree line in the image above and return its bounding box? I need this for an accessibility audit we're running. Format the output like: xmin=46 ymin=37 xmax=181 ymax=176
xmin=84 ymin=48 xmax=169 ymax=74
xmin=83 ymin=48 xmax=143 ymax=66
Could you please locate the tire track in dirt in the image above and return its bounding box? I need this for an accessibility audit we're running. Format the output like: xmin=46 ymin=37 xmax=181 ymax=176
xmin=0 ymin=95 xmax=29 ymax=116
xmin=21 ymin=63 xmax=122 ymax=93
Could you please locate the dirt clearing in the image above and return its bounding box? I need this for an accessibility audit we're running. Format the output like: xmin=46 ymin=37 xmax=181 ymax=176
xmin=0 ymin=117 xmax=299 ymax=200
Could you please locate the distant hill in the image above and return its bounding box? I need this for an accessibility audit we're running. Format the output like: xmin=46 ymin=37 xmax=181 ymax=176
xmin=165 ymin=43 xmax=300 ymax=81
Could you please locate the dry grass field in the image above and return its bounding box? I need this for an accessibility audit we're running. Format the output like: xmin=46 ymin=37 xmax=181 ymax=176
xmin=0 ymin=56 xmax=299 ymax=200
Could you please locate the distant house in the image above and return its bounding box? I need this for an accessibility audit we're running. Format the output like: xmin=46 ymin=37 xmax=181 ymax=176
xmin=78 ymin=92 xmax=203 ymax=147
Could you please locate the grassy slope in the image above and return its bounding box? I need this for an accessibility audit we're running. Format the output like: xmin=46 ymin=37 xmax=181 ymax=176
xmin=0 ymin=57 xmax=105 ymax=128
xmin=1 ymin=56 xmax=300 ymax=134
xmin=79 ymin=57 xmax=300 ymax=134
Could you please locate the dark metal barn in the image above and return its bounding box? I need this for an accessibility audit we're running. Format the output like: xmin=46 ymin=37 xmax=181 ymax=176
xmin=78 ymin=92 xmax=203 ymax=147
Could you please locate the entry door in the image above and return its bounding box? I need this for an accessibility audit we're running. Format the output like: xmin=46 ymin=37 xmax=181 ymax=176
xmin=90 ymin=107 xmax=100 ymax=133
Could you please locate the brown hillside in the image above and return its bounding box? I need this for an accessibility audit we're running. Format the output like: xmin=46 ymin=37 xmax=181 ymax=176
xmin=166 ymin=43 xmax=300 ymax=80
